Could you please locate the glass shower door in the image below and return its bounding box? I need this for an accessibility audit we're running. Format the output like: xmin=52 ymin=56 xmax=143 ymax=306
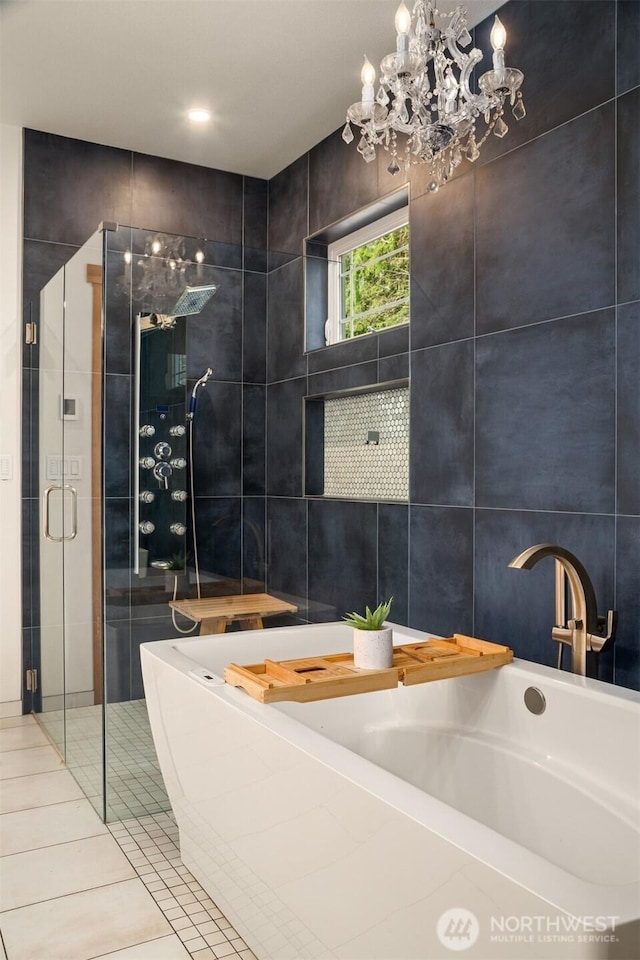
xmin=35 ymin=228 xmax=106 ymax=818
xmin=37 ymin=264 xmax=69 ymax=757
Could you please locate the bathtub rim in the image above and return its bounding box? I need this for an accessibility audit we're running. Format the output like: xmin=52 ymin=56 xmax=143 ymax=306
xmin=141 ymin=622 xmax=640 ymax=926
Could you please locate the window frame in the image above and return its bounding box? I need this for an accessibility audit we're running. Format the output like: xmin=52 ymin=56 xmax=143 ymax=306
xmin=325 ymin=205 xmax=410 ymax=346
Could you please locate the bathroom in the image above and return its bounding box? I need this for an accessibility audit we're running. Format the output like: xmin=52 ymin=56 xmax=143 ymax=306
xmin=0 ymin=0 xmax=638 ymax=958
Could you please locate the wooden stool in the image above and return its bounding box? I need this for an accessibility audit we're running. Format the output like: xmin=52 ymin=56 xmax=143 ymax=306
xmin=169 ymin=593 xmax=298 ymax=635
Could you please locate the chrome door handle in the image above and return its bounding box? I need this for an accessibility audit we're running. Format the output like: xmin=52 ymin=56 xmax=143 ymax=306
xmin=63 ymin=484 xmax=78 ymax=541
xmin=43 ymin=484 xmax=77 ymax=541
xmin=43 ymin=484 xmax=64 ymax=542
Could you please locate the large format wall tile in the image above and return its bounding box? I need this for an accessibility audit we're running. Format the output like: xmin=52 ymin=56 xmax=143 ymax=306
xmin=308 ymin=499 xmax=377 ymax=622
xmin=408 ymin=506 xmax=473 ymax=637
xmin=410 ymin=340 xmax=474 ymax=506
xmin=192 ymin=498 xmax=242 ymax=585
xmin=307 ymin=335 xmax=377 ymax=374
xmin=243 ymin=384 xmax=266 ymax=496
xmin=269 ymin=155 xmax=308 ymax=256
xmin=476 ymin=101 xmax=615 ymax=334
xmin=476 ymin=310 xmax=616 ymax=513
xmin=243 ymin=271 xmax=267 ymax=383
xmin=378 ymin=503 xmax=409 ymax=626
xmin=104 ymin=375 xmax=131 ymax=499
xmin=186 ymin=267 xmax=242 ymax=383
xmin=243 ymin=176 xmax=268 ymax=266
xmin=267 ymin=259 xmax=306 ymax=382
xmin=131 ymin=153 xmax=243 ymax=244
xmin=617 ymin=302 xmax=640 ymax=516
xmin=24 ymin=130 xmax=132 ymax=246
xmin=307 ymin=360 xmax=378 ymax=398
xmin=266 ymin=377 xmax=306 ymax=497
xmin=617 ymin=87 xmax=640 ymax=304
xmin=614 ymin=517 xmax=640 ymax=691
xmin=190 ymin=381 xmax=242 ymax=497
xmin=243 ymin=497 xmax=266 ymax=590
xmin=474 ymin=509 xmax=616 ymax=670
xmin=103 ymin=499 xmax=131 ymax=624
xmin=410 ymin=173 xmax=474 ymax=349
xmin=104 ymin=250 xmax=133 ymax=376
xmin=266 ymin=497 xmax=308 ymax=606
xmin=473 ymin=1 xmax=615 ymax=165
xmin=617 ymin=0 xmax=640 ymax=94
xmin=309 ymin=128 xmax=379 ymax=236
xmin=22 ymin=239 xmax=78 ymax=310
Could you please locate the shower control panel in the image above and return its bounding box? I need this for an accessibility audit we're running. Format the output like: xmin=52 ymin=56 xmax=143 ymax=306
xmin=136 ymin=413 xmax=190 ymax=572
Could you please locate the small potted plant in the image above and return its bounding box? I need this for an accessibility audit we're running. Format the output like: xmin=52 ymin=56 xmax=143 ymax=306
xmin=344 ymin=598 xmax=394 ymax=670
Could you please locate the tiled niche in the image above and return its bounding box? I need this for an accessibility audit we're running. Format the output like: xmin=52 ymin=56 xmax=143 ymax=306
xmin=306 ymin=382 xmax=409 ymax=501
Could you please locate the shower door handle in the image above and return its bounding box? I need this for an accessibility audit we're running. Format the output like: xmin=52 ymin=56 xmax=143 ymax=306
xmin=43 ymin=484 xmax=78 ymax=542
xmin=63 ymin=485 xmax=78 ymax=541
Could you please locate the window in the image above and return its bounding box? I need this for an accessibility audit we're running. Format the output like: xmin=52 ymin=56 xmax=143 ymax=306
xmin=326 ymin=206 xmax=409 ymax=345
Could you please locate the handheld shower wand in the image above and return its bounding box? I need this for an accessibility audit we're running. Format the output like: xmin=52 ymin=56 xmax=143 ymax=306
xmin=187 ymin=367 xmax=213 ymax=419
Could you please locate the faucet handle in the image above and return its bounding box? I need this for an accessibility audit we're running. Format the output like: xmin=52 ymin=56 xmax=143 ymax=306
xmin=587 ymin=609 xmax=616 ymax=653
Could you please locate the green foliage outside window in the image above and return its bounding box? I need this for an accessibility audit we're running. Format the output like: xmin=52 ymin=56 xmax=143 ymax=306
xmin=340 ymin=225 xmax=409 ymax=339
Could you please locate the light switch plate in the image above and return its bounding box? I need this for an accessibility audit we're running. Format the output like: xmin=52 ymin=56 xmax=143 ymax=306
xmin=0 ymin=454 xmax=13 ymax=481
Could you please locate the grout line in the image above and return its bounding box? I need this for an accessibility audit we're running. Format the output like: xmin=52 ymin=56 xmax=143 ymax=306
xmin=0 ymin=874 xmax=151 ymax=917
xmin=475 ymin=93 xmax=620 ymax=173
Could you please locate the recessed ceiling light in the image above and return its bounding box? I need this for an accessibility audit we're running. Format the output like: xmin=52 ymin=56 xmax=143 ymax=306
xmin=187 ymin=108 xmax=211 ymax=123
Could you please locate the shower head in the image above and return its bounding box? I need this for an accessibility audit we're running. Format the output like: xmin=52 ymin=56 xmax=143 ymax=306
xmin=170 ymin=284 xmax=218 ymax=317
xmin=191 ymin=367 xmax=213 ymax=399
xmin=187 ymin=367 xmax=213 ymax=419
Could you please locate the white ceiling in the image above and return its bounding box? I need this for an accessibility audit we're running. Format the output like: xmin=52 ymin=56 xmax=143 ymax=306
xmin=0 ymin=0 xmax=502 ymax=180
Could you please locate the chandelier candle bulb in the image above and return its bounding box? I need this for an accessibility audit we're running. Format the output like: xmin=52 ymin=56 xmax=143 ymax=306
xmin=490 ymin=15 xmax=507 ymax=82
xmin=395 ymin=2 xmax=411 ymax=53
xmin=361 ymin=55 xmax=376 ymax=109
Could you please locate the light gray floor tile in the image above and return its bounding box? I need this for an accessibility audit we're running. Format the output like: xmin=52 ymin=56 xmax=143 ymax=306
xmin=0 ymin=744 xmax=64 ymax=780
xmin=1 ymin=833 xmax=135 ymax=910
xmin=91 ymin=933 xmax=191 ymax=959
xmin=0 ymin=798 xmax=107 ymax=856
xmin=0 ymin=878 xmax=172 ymax=960
xmin=0 ymin=725 xmax=49 ymax=753
xmin=0 ymin=769 xmax=83 ymax=814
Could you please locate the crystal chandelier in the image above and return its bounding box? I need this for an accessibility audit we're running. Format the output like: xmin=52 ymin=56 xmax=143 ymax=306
xmin=343 ymin=1 xmax=525 ymax=191
xmin=117 ymin=234 xmax=207 ymax=319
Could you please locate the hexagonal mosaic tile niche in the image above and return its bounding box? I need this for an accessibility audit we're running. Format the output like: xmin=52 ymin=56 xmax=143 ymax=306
xmin=323 ymin=386 xmax=409 ymax=500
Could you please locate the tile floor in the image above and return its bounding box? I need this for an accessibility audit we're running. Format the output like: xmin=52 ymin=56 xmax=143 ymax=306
xmin=0 ymin=715 xmax=256 ymax=960
xmin=37 ymin=700 xmax=170 ymax=821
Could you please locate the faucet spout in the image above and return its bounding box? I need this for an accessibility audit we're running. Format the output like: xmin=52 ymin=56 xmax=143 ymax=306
xmin=508 ymin=543 xmax=600 ymax=676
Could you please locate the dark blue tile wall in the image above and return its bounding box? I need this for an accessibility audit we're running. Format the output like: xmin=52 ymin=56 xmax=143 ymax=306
xmin=475 ymin=310 xmax=616 ymax=513
xmin=22 ymin=129 xmax=269 ymax=704
xmin=265 ymin=0 xmax=640 ymax=689
xmin=475 ymin=102 xmax=615 ymax=334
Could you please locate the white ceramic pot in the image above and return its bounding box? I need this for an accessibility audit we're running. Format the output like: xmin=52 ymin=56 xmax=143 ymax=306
xmin=353 ymin=627 xmax=394 ymax=669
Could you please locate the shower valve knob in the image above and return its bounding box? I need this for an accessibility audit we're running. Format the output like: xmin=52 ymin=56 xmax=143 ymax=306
xmin=169 ymin=425 xmax=186 ymax=437
xmin=171 ymin=490 xmax=188 ymax=502
xmin=139 ymin=521 xmax=155 ymax=535
xmin=170 ymin=457 xmax=187 ymax=469
xmin=139 ymin=490 xmax=155 ymax=503
xmin=153 ymin=462 xmax=172 ymax=482
xmin=154 ymin=441 xmax=172 ymax=460
xmin=139 ymin=457 xmax=155 ymax=469
xmin=170 ymin=522 xmax=187 ymax=536
xmin=139 ymin=424 xmax=156 ymax=438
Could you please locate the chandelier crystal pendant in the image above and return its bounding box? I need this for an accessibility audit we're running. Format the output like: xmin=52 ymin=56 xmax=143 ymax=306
xmin=343 ymin=2 xmax=525 ymax=191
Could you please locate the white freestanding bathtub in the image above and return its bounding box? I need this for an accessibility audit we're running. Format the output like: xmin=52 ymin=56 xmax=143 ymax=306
xmin=141 ymin=622 xmax=640 ymax=960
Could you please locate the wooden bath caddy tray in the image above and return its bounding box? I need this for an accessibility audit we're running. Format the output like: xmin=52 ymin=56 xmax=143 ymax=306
xmin=224 ymin=635 xmax=513 ymax=704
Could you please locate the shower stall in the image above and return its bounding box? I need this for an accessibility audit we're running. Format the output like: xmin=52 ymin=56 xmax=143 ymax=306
xmin=22 ymin=222 xmax=274 ymax=821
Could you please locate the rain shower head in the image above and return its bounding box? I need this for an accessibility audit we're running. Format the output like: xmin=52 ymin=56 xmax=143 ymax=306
xmin=140 ymin=283 xmax=218 ymax=331
xmin=170 ymin=283 xmax=218 ymax=317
